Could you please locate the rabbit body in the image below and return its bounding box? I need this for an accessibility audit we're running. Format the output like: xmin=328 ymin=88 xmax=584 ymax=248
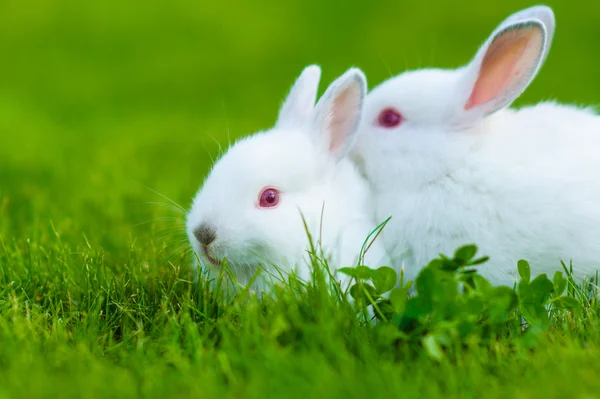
xmin=353 ymin=6 xmax=600 ymax=285
xmin=359 ymin=97 xmax=600 ymax=285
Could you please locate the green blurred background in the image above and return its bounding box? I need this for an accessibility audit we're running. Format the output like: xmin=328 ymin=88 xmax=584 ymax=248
xmin=0 ymin=0 xmax=599 ymax=261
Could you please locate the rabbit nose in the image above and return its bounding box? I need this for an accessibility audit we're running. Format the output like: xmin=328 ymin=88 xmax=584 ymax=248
xmin=193 ymin=224 xmax=216 ymax=246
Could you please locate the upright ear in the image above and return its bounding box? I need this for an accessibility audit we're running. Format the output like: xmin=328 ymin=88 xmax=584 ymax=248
xmin=499 ymin=5 xmax=555 ymax=65
xmin=275 ymin=65 xmax=322 ymax=128
xmin=458 ymin=6 xmax=555 ymax=117
xmin=310 ymin=68 xmax=366 ymax=161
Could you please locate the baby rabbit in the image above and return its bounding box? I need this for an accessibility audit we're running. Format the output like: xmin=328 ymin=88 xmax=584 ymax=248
xmin=187 ymin=66 xmax=389 ymax=292
xmin=353 ymin=5 xmax=600 ymax=286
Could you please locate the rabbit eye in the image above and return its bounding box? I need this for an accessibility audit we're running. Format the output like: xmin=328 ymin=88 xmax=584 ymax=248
xmin=377 ymin=108 xmax=403 ymax=128
xmin=258 ymin=187 xmax=280 ymax=208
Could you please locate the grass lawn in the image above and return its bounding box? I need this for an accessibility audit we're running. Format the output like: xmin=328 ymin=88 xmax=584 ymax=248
xmin=1 ymin=0 xmax=600 ymax=397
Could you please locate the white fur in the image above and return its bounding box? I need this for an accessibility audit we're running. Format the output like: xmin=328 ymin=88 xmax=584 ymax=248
xmin=353 ymin=6 xmax=600 ymax=286
xmin=187 ymin=66 xmax=389 ymax=292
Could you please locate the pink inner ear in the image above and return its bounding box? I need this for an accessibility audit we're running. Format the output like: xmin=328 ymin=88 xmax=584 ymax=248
xmin=465 ymin=25 xmax=543 ymax=111
xmin=328 ymin=85 xmax=360 ymax=154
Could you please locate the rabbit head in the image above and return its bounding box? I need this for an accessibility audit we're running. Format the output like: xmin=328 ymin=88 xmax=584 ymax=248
xmin=187 ymin=66 xmax=386 ymax=288
xmin=353 ymin=6 xmax=555 ymax=190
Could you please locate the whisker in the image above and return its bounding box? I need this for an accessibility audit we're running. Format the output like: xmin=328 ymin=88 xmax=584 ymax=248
xmin=145 ymin=201 xmax=187 ymax=216
xmin=145 ymin=232 xmax=188 ymax=246
xmin=130 ymin=180 xmax=187 ymax=214
xmin=208 ymin=133 xmax=225 ymax=159
xmin=164 ymin=242 xmax=194 ymax=256
xmin=199 ymin=140 xmax=216 ymax=165
xmin=146 ymin=221 xmax=187 ymax=235
xmin=152 ymin=238 xmax=193 ymax=255
xmin=221 ymin=98 xmax=233 ymax=148
xmin=150 ymin=229 xmax=188 ymax=240
xmin=132 ymin=217 xmax=185 ymax=228
xmin=376 ymin=47 xmax=394 ymax=78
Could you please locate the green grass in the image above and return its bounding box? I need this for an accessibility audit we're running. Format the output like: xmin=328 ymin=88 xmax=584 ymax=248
xmin=1 ymin=0 xmax=600 ymax=397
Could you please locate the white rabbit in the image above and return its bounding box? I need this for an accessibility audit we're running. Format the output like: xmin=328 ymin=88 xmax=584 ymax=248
xmin=186 ymin=66 xmax=389 ymax=292
xmin=352 ymin=5 xmax=600 ymax=286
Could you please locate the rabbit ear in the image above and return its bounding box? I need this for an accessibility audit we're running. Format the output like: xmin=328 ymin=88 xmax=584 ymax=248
xmin=458 ymin=6 xmax=555 ymax=117
xmin=276 ymin=65 xmax=322 ymax=128
xmin=310 ymin=68 xmax=366 ymax=161
xmin=497 ymin=5 xmax=555 ymax=64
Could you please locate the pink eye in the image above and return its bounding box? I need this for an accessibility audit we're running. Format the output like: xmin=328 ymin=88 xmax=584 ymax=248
xmin=377 ymin=108 xmax=404 ymax=128
xmin=259 ymin=187 xmax=280 ymax=208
